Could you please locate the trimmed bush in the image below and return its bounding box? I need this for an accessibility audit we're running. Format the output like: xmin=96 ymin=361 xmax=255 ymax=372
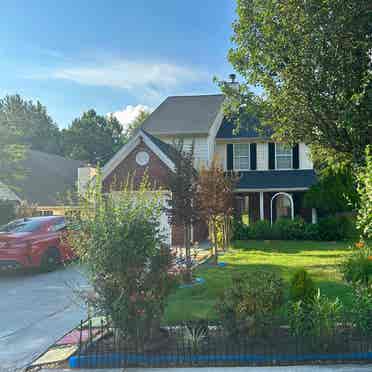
xmin=232 ymin=214 xmax=356 ymax=241
xmin=289 ymin=268 xmax=316 ymax=303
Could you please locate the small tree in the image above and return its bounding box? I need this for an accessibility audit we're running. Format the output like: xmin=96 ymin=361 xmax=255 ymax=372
xmin=166 ymin=141 xmax=199 ymax=282
xmin=197 ymin=157 xmax=236 ymax=264
xmin=68 ymin=172 xmax=176 ymax=343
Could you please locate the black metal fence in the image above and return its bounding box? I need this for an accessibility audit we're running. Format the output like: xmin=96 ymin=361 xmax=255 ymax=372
xmin=70 ymin=317 xmax=372 ymax=368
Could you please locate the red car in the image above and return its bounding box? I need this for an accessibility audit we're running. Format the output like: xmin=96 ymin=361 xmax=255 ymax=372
xmin=0 ymin=216 xmax=75 ymax=271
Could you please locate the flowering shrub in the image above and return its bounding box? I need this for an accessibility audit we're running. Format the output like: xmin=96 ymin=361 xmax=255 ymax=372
xmin=68 ymin=173 xmax=178 ymax=342
xmin=341 ymin=243 xmax=372 ymax=287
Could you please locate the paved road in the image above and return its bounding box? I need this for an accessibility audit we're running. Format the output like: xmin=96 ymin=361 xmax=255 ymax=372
xmin=0 ymin=264 xmax=89 ymax=371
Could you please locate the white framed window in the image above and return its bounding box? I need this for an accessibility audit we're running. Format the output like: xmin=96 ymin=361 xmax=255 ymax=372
xmin=233 ymin=143 xmax=250 ymax=170
xmin=275 ymin=143 xmax=292 ymax=169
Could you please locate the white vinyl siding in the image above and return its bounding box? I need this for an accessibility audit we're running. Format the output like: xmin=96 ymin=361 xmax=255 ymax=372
xmin=233 ymin=143 xmax=250 ymax=170
xmin=256 ymin=142 xmax=268 ymax=170
xmin=159 ymin=135 xmax=209 ymax=169
xmin=299 ymin=143 xmax=313 ymax=169
xmin=275 ymin=144 xmax=293 ymax=169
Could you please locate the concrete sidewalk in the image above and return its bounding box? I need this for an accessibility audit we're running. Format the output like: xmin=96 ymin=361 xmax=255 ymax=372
xmin=39 ymin=364 xmax=372 ymax=372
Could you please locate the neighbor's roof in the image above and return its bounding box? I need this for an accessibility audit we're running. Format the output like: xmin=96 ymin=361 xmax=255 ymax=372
xmin=0 ymin=150 xmax=85 ymax=206
xmin=236 ymin=170 xmax=317 ymax=190
xmin=141 ymin=94 xmax=225 ymax=135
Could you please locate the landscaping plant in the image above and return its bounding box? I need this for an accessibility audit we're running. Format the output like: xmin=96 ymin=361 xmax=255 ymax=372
xmin=216 ymin=271 xmax=284 ymax=336
xmin=350 ymin=284 xmax=372 ymax=335
xmin=289 ymin=268 xmax=316 ymax=303
xmin=197 ymin=156 xmax=236 ymax=264
xmin=68 ymin=172 xmax=177 ymax=343
xmin=341 ymin=242 xmax=372 ymax=287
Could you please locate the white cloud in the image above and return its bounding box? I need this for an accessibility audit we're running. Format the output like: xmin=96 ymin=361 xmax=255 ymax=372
xmin=109 ymin=104 xmax=152 ymax=130
xmin=49 ymin=59 xmax=207 ymax=93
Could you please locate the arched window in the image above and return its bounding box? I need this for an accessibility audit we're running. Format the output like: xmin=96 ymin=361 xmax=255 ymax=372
xmin=270 ymin=192 xmax=294 ymax=224
xmin=276 ymin=194 xmax=291 ymax=219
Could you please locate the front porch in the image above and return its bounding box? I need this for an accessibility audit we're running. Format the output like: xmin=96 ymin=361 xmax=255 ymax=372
xmin=234 ymin=190 xmax=316 ymax=225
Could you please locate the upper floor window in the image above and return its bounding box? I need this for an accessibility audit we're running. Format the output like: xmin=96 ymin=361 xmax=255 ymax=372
xmin=275 ymin=144 xmax=292 ymax=169
xmin=233 ymin=143 xmax=250 ymax=170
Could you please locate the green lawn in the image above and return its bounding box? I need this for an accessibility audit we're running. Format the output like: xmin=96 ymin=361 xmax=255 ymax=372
xmin=164 ymin=240 xmax=354 ymax=323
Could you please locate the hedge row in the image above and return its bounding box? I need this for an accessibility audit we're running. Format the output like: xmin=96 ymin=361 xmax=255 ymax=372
xmin=233 ymin=215 xmax=357 ymax=241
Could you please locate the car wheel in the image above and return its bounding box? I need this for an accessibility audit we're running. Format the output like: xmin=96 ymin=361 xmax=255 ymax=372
xmin=41 ymin=247 xmax=61 ymax=272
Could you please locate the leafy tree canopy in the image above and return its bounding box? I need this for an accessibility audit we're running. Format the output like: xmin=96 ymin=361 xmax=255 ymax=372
xmin=225 ymin=0 xmax=371 ymax=167
xmin=0 ymin=94 xmax=61 ymax=154
xmin=61 ymin=109 xmax=123 ymax=165
xmin=123 ymin=109 xmax=151 ymax=141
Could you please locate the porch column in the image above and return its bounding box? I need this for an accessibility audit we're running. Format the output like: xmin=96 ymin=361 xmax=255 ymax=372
xmin=311 ymin=208 xmax=318 ymax=224
xmin=259 ymin=191 xmax=264 ymax=220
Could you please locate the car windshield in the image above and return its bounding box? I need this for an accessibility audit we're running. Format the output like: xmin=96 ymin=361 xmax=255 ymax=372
xmin=0 ymin=219 xmax=43 ymax=233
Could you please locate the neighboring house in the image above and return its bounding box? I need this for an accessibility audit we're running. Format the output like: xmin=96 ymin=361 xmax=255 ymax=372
xmin=102 ymin=94 xmax=318 ymax=246
xmin=0 ymin=149 xmax=93 ymax=216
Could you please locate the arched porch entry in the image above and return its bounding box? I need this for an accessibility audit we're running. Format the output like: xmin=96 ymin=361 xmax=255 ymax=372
xmin=270 ymin=192 xmax=294 ymax=224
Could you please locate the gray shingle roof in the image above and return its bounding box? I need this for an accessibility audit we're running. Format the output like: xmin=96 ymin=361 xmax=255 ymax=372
xmin=141 ymin=94 xmax=224 ymax=135
xmin=236 ymin=170 xmax=317 ymax=190
xmin=216 ymin=117 xmax=273 ymax=139
xmin=0 ymin=150 xmax=85 ymax=206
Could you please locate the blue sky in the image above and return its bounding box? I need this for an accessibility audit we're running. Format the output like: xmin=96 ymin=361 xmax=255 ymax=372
xmin=0 ymin=0 xmax=237 ymax=128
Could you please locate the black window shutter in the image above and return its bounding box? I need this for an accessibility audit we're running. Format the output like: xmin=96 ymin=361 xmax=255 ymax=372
xmin=226 ymin=144 xmax=234 ymax=170
xmin=268 ymin=143 xmax=275 ymax=169
xmin=292 ymin=144 xmax=299 ymax=169
xmin=250 ymin=143 xmax=257 ymax=170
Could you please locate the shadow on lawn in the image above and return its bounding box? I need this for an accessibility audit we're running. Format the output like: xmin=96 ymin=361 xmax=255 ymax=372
xmin=232 ymin=240 xmax=352 ymax=254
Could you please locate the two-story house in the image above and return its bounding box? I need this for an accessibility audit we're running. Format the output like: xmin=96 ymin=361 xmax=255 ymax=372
xmin=102 ymin=94 xmax=317 ymax=246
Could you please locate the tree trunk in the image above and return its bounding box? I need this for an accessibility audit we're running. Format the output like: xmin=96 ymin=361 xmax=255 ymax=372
xmin=184 ymin=224 xmax=193 ymax=283
xmin=212 ymin=221 xmax=218 ymax=265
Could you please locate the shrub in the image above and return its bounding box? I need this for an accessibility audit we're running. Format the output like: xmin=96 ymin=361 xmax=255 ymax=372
xmin=248 ymin=220 xmax=272 ymax=239
xmin=68 ymin=173 xmax=177 ymax=343
xmin=350 ymin=285 xmax=372 ymax=335
xmin=216 ymin=271 xmax=284 ymax=336
xmin=0 ymin=200 xmax=16 ymax=225
xmin=289 ymin=289 xmax=342 ymax=339
xmin=341 ymin=242 xmax=372 ymax=286
xmin=303 ymin=223 xmax=320 ymax=240
xmin=317 ymin=215 xmax=356 ymax=241
xmin=289 ymin=268 xmax=316 ymax=303
xmin=272 ymin=217 xmax=305 ymax=240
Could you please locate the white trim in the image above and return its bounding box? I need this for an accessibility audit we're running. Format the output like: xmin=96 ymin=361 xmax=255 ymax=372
xmin=234 ymin=187 xmax=309 ymax=193
xmin=102 ymin=130 xmax=176 ymax=181
xmin=312 ymin=208 xmax=318 ymax=224
xmin=259 ymin=192 xmax=264 ymax=221
xmin=270 ymin=192 xmax=294 ymax=224
xmin=207 ymin=107 xmax=224 ymax=164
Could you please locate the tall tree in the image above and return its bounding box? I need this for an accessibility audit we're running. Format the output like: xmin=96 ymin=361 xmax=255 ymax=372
xmin=166 ymin=141 xmax=199 ymax=282
xmin=61 ymin=109 xmax=123 ymax=165
xmin=0 ymin=104 xmax=26 ymax=186
xmin=226 ymin=0 xmax=371 ymax=167
xmin=0 ymin=94 xmax=61 ymax=154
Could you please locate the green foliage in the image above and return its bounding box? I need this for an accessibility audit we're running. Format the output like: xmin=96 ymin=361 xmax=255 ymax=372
xmin=248 ymin=220 xmax=272 ymax=240
xmin=341 ymin=242 xmax=372 ymax=287
xmin=289 ymin=269 xmax=316 ymax=303
xmin=68 ymin=172 xmax=177 ymax=341
xmin=0 ymin=200 xmax=16 ymax=225
xmin=317 ymin=215 xmax=357 ymax=241
xmin=304 ymin=168 xmax=358 ymax=214
xmin=356 ymin=146 xmax=372 ymax=240
xmin=0 ymin=94 xmax=61 ymax=154
xmin=61 ymin=109 xmax=123 ymax=165
xmin=272 ymin=218 xmax=306 ymax=240
xmin=182 ymin=324 xmax=208 ymax=352
xmin=289 ymin=289 xmax=342 ymax=338
xmin=227 ymin=0 xmax=371 ymax=167
xmin=123 ymin=109 xmax=150 ymax=141
xmin=350 ymin=285 xmax=372 ymax=335
xmin=216 ymin=271 xmax=284 ymax=335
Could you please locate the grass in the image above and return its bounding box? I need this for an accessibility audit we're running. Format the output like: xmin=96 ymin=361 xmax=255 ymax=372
xmin=163 ymin=240 xmax=354 ymax=323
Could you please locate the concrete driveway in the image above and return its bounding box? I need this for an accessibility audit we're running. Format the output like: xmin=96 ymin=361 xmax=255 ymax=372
xmin=0 ymin=264 xmax=89 ymax=371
